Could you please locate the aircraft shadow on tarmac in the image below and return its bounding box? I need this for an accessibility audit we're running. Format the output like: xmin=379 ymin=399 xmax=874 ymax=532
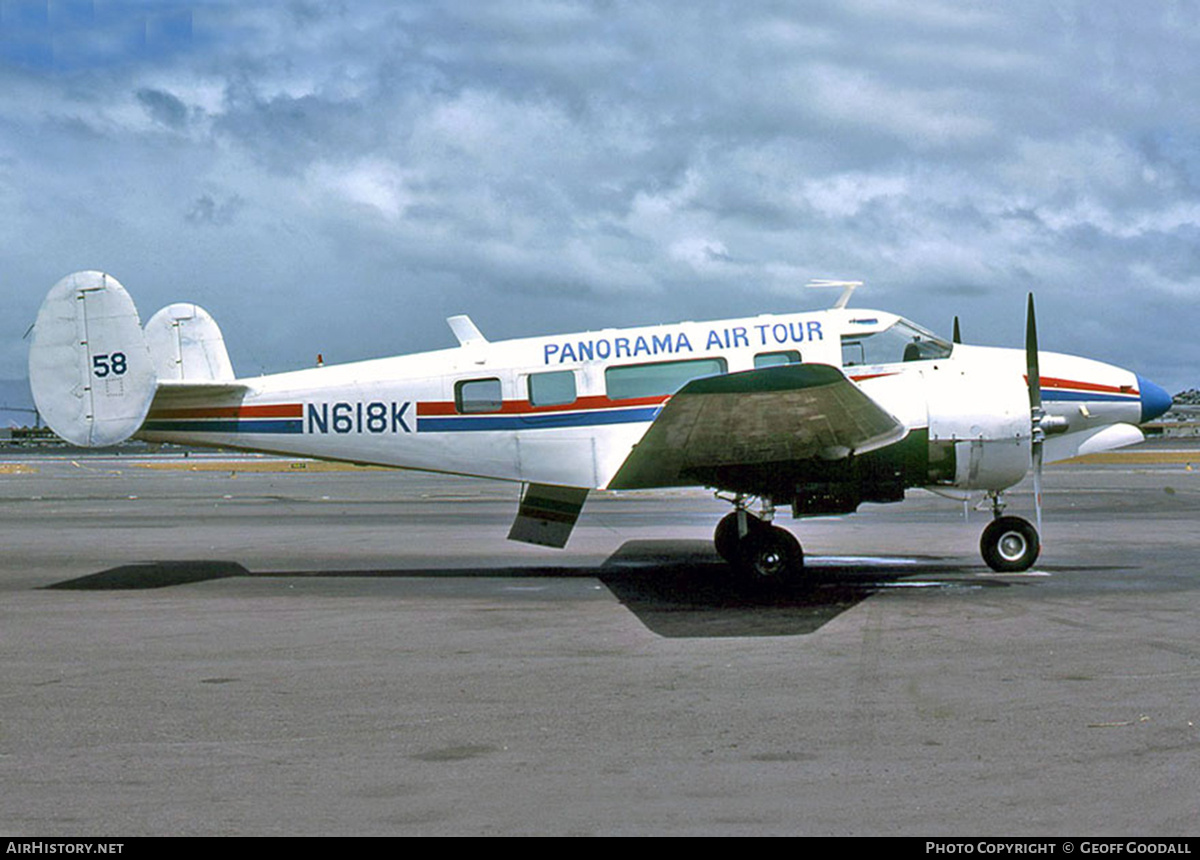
xmin=594 ymin=540 xmax=1011 ymax=637
xmin=45 ymin=539 xmax=1020 ymax=637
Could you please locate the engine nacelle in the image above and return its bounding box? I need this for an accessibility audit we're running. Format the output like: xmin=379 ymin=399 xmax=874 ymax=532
xmin=924 ymin=363 xmax=1031 ymax=491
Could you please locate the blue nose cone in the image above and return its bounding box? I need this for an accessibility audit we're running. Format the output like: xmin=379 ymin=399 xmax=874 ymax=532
xmin=1137 ymin=375 xmax=1173 ymax=422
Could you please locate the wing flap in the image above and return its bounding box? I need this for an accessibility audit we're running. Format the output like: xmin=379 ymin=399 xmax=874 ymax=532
xmin=607 ymin=364 xmax=906 ymax=490
xmin=507 ymin=483 xmax=588 ymax=548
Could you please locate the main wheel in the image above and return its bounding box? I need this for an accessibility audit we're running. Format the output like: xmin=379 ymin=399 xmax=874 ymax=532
xmin=980 ymin=516 xmax=1040 ymax=572
xmin=713 ymin=510 xmax=764 ymax=564
xmin=736 ymin=525 xmax=804 ymax=582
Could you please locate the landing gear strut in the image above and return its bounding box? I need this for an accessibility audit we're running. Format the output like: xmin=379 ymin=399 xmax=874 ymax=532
xmin=979 ymin=492 xmax=1040 ymax=572
xmin=713 ymin=497 xmax=805 ymax=583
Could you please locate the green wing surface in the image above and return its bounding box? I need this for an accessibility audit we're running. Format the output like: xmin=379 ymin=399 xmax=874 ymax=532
xmin=607 ymin=364 xmax=907 ymax=490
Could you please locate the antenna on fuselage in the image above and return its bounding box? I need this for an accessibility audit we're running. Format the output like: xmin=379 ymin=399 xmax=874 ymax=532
xmin=447 ymin=315 xmax=488 ymax=347
xmin=807 ymin=279 xmax=862 ymax=309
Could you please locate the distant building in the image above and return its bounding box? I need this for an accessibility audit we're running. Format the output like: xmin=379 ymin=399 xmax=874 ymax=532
xmin=1146 ymin=389 xmax=1200 ymax=437
xmin=0 ymin=378 xmax=37 ymax=429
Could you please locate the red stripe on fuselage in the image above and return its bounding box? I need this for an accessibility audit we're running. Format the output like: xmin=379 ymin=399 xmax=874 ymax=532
xmin=416 ymin=394 xmax=670 ymax=416
xmin=1029 ymin=376 xmax=1137 ymax=396
xmin=147 ymin=403 xmax=304 ymax=420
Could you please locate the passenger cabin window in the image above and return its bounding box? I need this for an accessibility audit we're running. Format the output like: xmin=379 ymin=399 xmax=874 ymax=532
xmin=528 ymin=370 xmax=577 ymax=407
xmin=754 ymin=350 xmax=801 ymax=368
xmin=605 ymin=357 xmax=728 ymax=400
xmin=840 ymin=320 xmax=953 ymax=367
xmin=455 ymin=378 xmax=503 ymax=413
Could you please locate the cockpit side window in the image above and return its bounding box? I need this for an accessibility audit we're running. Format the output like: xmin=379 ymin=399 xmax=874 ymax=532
xmin=840 ymin=320 xmax=952 ymax=367
xmin=841 ymin=339 xmax=866 ymax=367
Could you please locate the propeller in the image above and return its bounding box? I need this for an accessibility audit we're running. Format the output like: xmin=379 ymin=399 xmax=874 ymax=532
xmin=1025 ymin=293 xmax=1073 ymax=535
xmin=1026 ymin=294 xmax=1043 ymax=534
xmin=952 ymin=316 xmax=962 ymax=345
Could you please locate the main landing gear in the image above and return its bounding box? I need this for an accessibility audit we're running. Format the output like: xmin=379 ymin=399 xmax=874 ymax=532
xmin=979 ymin=492 xmax=1040 ymax=572
xmin=713 ymin=498 xmax=804 ymax=583
xmin=714 ymin=491 xmax=1041 ymax=578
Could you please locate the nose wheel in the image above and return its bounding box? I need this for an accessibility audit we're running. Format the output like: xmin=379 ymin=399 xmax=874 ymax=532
xmin=980 ymin=515 xmax=1040 ymax=572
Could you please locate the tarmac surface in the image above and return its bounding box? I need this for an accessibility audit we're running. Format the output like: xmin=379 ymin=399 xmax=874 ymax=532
xmin=1 ymin=442 xmax=1199 ymax=836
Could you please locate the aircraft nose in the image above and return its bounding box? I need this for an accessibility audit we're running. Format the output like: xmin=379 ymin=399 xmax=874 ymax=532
xmin=1137 ymin=375 xmax=1173 ymax=423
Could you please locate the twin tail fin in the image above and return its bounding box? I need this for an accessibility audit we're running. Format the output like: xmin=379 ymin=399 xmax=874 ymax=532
xmin=28 ymin=271 xmax=238 ymax=447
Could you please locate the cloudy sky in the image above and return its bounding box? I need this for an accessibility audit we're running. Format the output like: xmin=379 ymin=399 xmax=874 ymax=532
xmin=2 ymin=0 xmax=1198 ymax=393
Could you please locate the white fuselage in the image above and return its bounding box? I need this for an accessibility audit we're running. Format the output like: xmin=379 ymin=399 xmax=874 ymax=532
xmin=139 ymin=306 xmax=1149 ymax=494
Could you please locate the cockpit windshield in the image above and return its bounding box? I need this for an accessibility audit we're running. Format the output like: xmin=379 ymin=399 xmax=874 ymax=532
xmin=840 ymin=319 xmax=953 ymax=367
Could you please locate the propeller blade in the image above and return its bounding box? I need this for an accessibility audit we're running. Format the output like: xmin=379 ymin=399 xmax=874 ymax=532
xmin=1025 ymin=293 xmax=1041 ymax=411
xmin=1032 ymin=439 xmax=1043 ymax=535
xmin=1026 ymin=292 xmax=1044 ymax=537
xmin=952 ymin=316 xmax=962 ymax=344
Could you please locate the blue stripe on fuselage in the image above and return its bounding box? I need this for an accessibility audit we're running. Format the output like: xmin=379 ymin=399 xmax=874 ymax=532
xmin=1041 ymin=391 xmax=1138 ymax=404
xmin=142 ymin=419 xmax=305 ymax=434
xmin=417 ymin=406 xmax=662 ymax=432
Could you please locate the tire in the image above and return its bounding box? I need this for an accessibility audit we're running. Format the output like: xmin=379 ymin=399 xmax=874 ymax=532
xmin=980 ymin=516 xmax=1040 ymax=572
xmin=736 ymin=525 xmax=804 ymax=582
xmin=714 ymin=511 xmax=763 ymax=564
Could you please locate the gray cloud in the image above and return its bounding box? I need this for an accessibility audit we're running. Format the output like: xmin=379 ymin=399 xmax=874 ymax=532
xmin=185 ymin=192 xmax=243 ymax=226
xmin=136 ymin=87 xmax=187 ymax=128
xmin=2 ymin=0 xmax=1199 ymax=390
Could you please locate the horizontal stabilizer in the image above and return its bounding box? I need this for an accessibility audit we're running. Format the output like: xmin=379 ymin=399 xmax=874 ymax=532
xmin=155 ymin=379 xmax=247 ymax=393
xmin=28 ymin=271 xmax=157 ymax=447
xmin=608 ymin=363 xmax=906 ymax=490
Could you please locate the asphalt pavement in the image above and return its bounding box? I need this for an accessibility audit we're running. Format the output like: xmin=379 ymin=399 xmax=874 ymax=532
xmin=1 ymin=445 xmax=1198 ymax=835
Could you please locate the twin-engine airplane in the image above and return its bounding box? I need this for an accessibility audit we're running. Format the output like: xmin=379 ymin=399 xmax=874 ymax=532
xmin=29 ymin=272 xmax=1172 ymax=579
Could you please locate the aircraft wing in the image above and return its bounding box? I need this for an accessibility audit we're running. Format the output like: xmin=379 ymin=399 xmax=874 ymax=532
xmin=607 ymin=363 xmax=907 ymax=490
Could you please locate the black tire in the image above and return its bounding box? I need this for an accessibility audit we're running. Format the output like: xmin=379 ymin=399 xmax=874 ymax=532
xmin=736 ymin=525 xmax=804 ymax=582
xmin=714 ymin=511 xmax=763 ymax=563
xmin=980 ymin=516 xmax=1040 ymax=572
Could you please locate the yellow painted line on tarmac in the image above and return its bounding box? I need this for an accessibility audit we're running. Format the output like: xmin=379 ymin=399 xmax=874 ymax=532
xmin=134 ymin=459 xmax=389 ymax=473
xmin=1065 ymin=451 xmax=1200 ymax=465
xmin=0 ymin=463 xmax=39 ymax=474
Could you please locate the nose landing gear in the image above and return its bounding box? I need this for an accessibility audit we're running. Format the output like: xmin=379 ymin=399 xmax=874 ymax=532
xmin=979 ymin=492 xmax=1040 ymax=572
